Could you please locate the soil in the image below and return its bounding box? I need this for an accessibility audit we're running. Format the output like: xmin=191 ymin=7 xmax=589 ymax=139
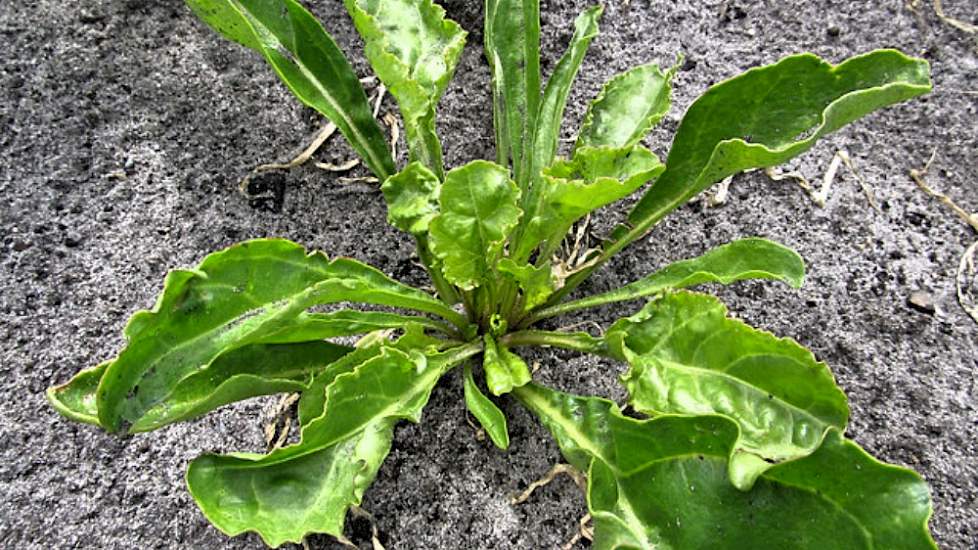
xmin=1 ymin=0 xmax=976 ymax=548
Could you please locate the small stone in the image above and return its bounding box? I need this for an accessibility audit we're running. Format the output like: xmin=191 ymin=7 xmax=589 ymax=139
xmin=827 ymin=26 xmax=841 ymax=37
xmin=12 ymin=240 xmax=31 ymax=252
xmin=907 ymin=291 xmax=936 ymax=314
xmin=64 ymin=232 xmax=83 ymax=248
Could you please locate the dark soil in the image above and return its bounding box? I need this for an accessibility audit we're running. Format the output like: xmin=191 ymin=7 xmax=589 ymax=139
xmin=1 ymin=0 xmax=976 ymax=548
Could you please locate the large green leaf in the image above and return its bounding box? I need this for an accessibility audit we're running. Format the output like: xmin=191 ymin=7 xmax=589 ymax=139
xmin=187 ymin=343 xmax=480 ymax=547
xmin=485 ymin=0 xmax=541 ymax=185
xmin=64 ymin=239 xmax=464 ymax=432
xmin=606 ymin=291 xmax=848 ymax=489
xmin=529 ymin=237 xmax=803 ymax=322
xmin=515 ymin=384 xmax=936 ymax=550
xmin=185 ymin=0 xmax=394 ymax=180
xmin=380 ymin=162 xmax=441 ymax=235
xmin=576 ymin=62 xmax=676 ymax=150
xmin=343 ymin=0 xmax=466 ymax=179
xmin=463 ymin=363 xmax=510 ymax=450
xmin=553 ymin=49 xmax=931 ymax=304
xmin=515 ymin=145 xmax=663 ymax=262
xmin=625 ymin=49 xmax=932 ymax=241
xmin=428 ymin=161 xmax=522 ymax=290
xmin=520 ymin=5 xmax=602 ymax=228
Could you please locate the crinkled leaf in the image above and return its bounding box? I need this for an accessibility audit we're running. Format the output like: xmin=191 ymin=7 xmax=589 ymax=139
xmin=606 ymin=291 xmax=848 ymax=489
xmin=297 ymin=345 xmax=386 ymax=428
xmin=497 ymin=258 xmax=556 ymax=312
xmin=343 ymin=0 xmax=466 ymax=178
xmin=429 ymin=161 xmax=522 ymax=290
xmin=531 ymin=237 xmax=803 ymax=321
xmin=516 ymin=145 xmax=663 ymax=261
xmin=54 ymin=239 xmax=463 ymax=432
xmin=520 ymin=5 xmax=602 ymax=226
xmin=576 ymin=62 xmax=676 ymax=150
xmin=516 ymin=384 xmax=936 ymax=550
xmin=186 ymin=0 xmax=394 ymax=179
xmin=381 ymin=162 xmax=441 ymax=235
xmin=463 ymin=363 xmax=510 ymax=450
xmin=482 ymin=335 xmax=531 ymax=396
xmin=625 ymin=50 xmax=932 ymax=238
xmin=484 ymin=0 xmax=541 ymax=185
xmin=187 ymin=343 xmax=480 ymax=547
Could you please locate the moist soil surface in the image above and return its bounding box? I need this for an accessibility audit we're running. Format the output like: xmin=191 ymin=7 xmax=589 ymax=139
xmin=2 ymin=0 xmax=976 ymax=548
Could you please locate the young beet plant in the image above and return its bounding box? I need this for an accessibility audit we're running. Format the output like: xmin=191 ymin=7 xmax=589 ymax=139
xmin=48 ymin=0 xmax=938 ymax=548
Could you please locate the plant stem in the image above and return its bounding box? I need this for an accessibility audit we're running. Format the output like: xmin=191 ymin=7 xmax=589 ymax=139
xmin=415 ymin=235 xmax=459 ymax=305
xmin=500 ymin=330 xmax=608 ymax=356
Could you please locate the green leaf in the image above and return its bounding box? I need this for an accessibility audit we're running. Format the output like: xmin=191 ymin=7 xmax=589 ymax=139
xmin=482 ymin=334 xmax=531 ymax=396
xmin=463 ymin=363 xmax=510 ymax=450
xmin=343 ymin=0 xmax=466 ymax=179
xmin=297 ymin=345 xmax=386 ymax=428
xmin=380 ymin=162 xmax=441 ymax=235
xmin=520 ymin=5 xmax=602 ymax=226
xmin=530 ymin=5 xmax=602 ymax=176
xmin=185 ymin=0 xmax=394 ymax=180
xmin=428 ymin=161 xmax=522 ymax=290
xmin=515 ymin=384 xmax=936 ymax=550
xmin=606 ymin=291 xmax=848 ymax=489
xmin=497 ymin=258 xmax=556 ymax=312
xmin=529 ymin=237 xmax=803 ymax=322
xmin=46 ymin=362 xmax=109 ymax=427
xmin=576 ymin=61 xmax=676 ymax=150
xmin=187 ymin=343 xmax=481 ymax=547
xmin=133 ymin=342 xmax=350 ymax=432
xmin=485 ymin=0 xmax=541 ymax=185
xmin=515 ymin=145 xmax=663 ymax=261
xmin=626 ymin=50 xmax=932 ymax=239
xmin=71 ymin=239 xmax=464 ymax=432
xmin=262 ymin=309 xmax=454 ymax=344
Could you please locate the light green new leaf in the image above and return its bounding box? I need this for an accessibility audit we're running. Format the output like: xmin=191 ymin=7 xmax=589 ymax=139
xmin=606 ymin=291 xmax=848 ymax=489
xmin=187 ymin=343 xmax=481 ymax=547
xmin=576 ymin=61 xmax=676 ymax=150
xmin=65 ymin=239 xmax=464 ymax=432
xmin=429 ymin=161 xmax=522 ymax=290
xmin=343 ymin=0 xmax=466 ymax=178
xmin=485 ymin=0 xmax=541 ymax=185
xmin=515 ymin=145 xmax=663 ymax=261
xmin=185 ymin=0 xmax=394 ymax=180
xmin=46 ymin=361 xmax=109 ymax=427
xmin=521 ymin=5 xmax=602 ymax=224
xmin=497 ymin=258 xmax=556 ymax=312
xmin=381 ymin=162 xmax=441 ymax=235
xmin=530 ymin=237 xmax=803 ymax=322
xmin=625 ymin=50 xmax=932 ymax=240
xmin=463 ymin=363 xmax=510 ymax=449
xmin=516 ymin=384 xmax=936 ymax=550
xmin=482 ymin=335 xmax=531 ymax=396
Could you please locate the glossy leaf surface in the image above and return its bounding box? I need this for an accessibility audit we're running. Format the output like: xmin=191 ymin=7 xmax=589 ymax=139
xmin=463 ymin=363 xmax=510 ymax=449
xmin=186 ymin=0 xmax=394 ymax=179
xmin=626 ymin=50 xmax=931 ymax=237
xmin=343 ymin=0 xmax=466 ymax=178
xmin=519 ymin=5 xmax=602 ymax=232
xmin=576 ymin=62 xmax=675 ymax=150
xmin=381 ymin=162 xmax=441 ymax=235
xmin=429 ymin=161 xmax=522 ymax=290
xmin=76 ymin=239 xmax=462 ymax=432
xmin=516 ymin=384 xmax=935 ymax=550
xmin=607 ymin=291 xmax=848 ymax=489
xmin=516 ymin=145 xmax=663 ymax=261
xmin=482 ymin=335 xmax=532 ymax=396
xmin=188 ymin=343 xmax=480 ymax=547
xmin=485 ymin=0 xmax=541 ymax=185
xmin=497 ymin=258 xmax=556 ymax=312
xmin=532 ymin=237 xmax=803 ymax=321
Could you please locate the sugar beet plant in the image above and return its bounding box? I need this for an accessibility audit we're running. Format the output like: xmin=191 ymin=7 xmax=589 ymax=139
xmin=48 ymin=0 xmax=938 ymax=548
